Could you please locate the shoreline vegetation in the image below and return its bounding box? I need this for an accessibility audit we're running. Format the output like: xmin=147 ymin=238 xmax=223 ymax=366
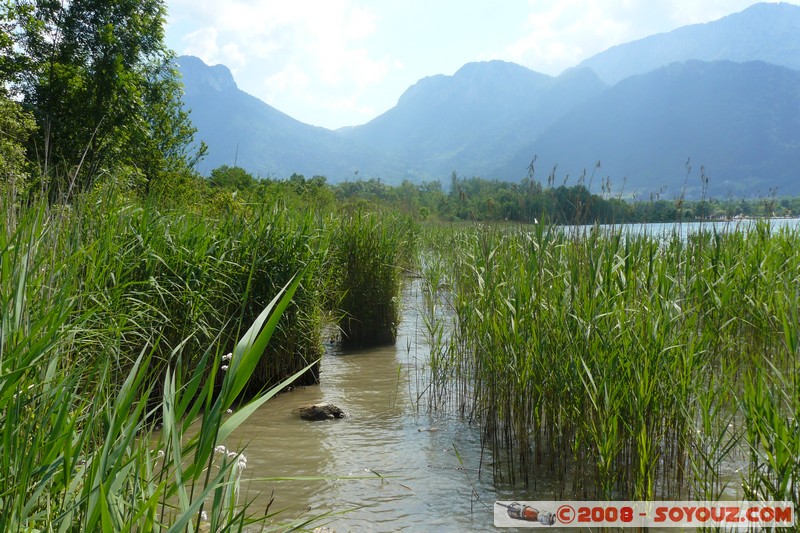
xmin=207 ymin=165 xmax=800 ymax=226
xmin=0 ymin=186 xmax=414 ymax=530
xmin=2 ymin=2 xmax=799 ymax=529
xmin=4 ymin=113 xmax=800 ymax=531
xmin=419 ymin=221 xmax=799 ymax=511
xmin=4 ymin=179 xmax=798 ymax=530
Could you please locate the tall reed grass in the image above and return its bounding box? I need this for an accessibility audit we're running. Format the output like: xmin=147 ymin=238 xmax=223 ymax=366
xmin=60 ymin=188 xmax=326 ymax=397
xmin=0 ymin=189 xmax=320 ymax=530
xmin=0 ymin=181 xmax=416 ymax=529
xmin=331 ymin=210 xmax=415 ymax=348
xmin=422 ymin=221 xmax=799 ymax=506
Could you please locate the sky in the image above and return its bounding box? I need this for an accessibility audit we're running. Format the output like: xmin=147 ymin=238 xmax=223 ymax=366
xmin=165 ymin=1 xmax=798 ymax=130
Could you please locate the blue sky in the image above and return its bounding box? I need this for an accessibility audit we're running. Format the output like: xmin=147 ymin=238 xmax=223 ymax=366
xmin=165 ymin=1 xmax=797 ymax=130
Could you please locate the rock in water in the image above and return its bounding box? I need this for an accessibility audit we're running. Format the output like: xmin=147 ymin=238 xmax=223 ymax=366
xmin=294 ymin=403 xmax=345 ymax=421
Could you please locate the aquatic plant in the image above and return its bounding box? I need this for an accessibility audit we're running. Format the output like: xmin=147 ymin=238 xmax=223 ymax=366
xmin=0 ymin=190 xmax=316 ymax=530
xmin=422 ymin=221 xmax=800 ymax=505
xmin=0 ymin=181 xmax=375 ymax=530
xmin=330 ymin=210 xmax=415 ymax=348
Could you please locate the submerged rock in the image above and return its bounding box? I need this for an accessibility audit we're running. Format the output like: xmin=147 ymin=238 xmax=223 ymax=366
xmin=294 ymin=403 xmax=345 ymax=421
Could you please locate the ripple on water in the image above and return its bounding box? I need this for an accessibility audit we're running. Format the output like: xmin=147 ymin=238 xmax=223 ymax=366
xmin=225 ymin=281 xmax=498 ymax=531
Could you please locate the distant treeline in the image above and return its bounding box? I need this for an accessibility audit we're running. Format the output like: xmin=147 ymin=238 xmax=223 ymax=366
xmin=208 ymin=165 xmax=800 ymax=224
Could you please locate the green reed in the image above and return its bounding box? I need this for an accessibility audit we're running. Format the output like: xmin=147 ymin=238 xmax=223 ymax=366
xmin=0 ymin=179 xmax=416 ymax=529
xmin=0 ymin=191 xmax=320 ymax=530
xmin=1 ymin=181 xmax=414 ymax=530
xmin=330 ymin=210 xmax=415 ymax=348
xmin=422 ymin=221 xmax=799 ymax=505
xmin=69 ymin=187 xmax=327 ymax=398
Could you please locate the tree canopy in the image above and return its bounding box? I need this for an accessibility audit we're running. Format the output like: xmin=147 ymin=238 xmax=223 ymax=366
xmin=1 ymin=0 xmax=204 ymax=201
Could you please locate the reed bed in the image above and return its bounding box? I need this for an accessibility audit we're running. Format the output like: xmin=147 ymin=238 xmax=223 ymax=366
xmin=0 ymin=191 xmax=321 ymax=530
xmin=0 ymin=184 xmax=412 ymax=530
xmin=421 ymin=221 xmax=800 ymax=506
xmin=28 ymin=188 xmax=328 ymax=399
xmin=330 ymin=210 xmax=416 ymax=348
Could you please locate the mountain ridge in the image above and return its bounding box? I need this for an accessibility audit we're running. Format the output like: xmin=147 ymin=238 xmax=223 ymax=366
xmin=499 ymin=60 xmax=800 ymax=197
xmin=177 ymin=2 xmax=800 ymax=197
xmin=574 ymin=2 xmax=800 ymax=84
xmin=177 ymin=55 xmax=404 ymax=179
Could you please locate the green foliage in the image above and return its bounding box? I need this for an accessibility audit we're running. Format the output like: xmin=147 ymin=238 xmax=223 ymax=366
xmin=442 ymin=173 xmax=629 ymax=224
xmin=7 ymin=0 xmax=203 ymax=200
xmin=137 ymin=57 xmax=208 ymax=193
xmin=324 ymin=173 xmax=799 ymax=224
xmin=209 ymin=165 xmax=256 ymax=190
xmin=331 ymin=210 xmax=415 ymax=348
xmin=421 ymin=222 xmax=800 ymax=505
xmin=0 ymin=1 xmax=34 ymax=87
xmin=0 ymin=169 xmax=421 ymax=527
xmin=0 ymin=192 xmax=323 ymax=530
xmin=202 ymin=167 xmax=800 ymax=227
xmin=0 ymin=96 xmax=35 ymax=198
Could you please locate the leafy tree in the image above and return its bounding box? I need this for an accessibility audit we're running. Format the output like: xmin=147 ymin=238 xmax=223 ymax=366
xmin=0 ymin=96 xmax=35 ymax=197
xmin=8 ymin=0 xmax=203 ymax=200
xmin=209 ymin=165 xmax=256 ymax=190
xmin=0 ymin=1 xmax=25 ymax=86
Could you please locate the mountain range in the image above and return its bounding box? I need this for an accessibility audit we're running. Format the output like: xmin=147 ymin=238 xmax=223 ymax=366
xmin=178 ymin=2 xmax=800 ymax=198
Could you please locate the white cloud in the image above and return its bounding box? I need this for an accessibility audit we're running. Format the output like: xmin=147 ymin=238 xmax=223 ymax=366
xmin=501 ymin=0 xmax=654 ymax=74
xmin=171 ymin=0 xmax=389 ymax=84
xmin=181 ymin=26 xmax=247 ymax=71
xmin=168 ymin=0 xmax=396 ymax=126
xmin=502 ymin=0 xmax=760 ymax=75
xmin=181 ymin=27 xmax=220 ymax=65
xmin=262 ymin=65 xmax=310 ymax=101
xmin=220 ymin=43 xmax=246 ymax=70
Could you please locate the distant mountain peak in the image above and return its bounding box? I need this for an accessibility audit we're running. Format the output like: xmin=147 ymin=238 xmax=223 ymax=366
xmin=396 ymin=73 xmax=448 ymax=106
xmin=453 ymin=59 xmax=545 ymax=77
xmin=395 ymin=60 xmax=551 ymax=108
xmin=177 ymin=6 xmax=800 ymax=196
xmin=742 ymin=1 xmax=799 ymax=14
xmin=575 ymin=2 xmax=800 ymax=84
xmin=177 ymin=55 xmax=238 ymax=93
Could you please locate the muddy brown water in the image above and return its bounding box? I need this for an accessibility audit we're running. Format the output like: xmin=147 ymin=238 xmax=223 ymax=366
xmin=219 ymin=280 xmax=501 ymax=531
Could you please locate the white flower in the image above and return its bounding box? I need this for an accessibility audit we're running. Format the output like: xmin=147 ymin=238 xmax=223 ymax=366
xmin=222 ymin=353 xmax=232 ymax=362
xmin=226 ymin=408 xmax=233 ymax=414
xmin=214 ymin=445 xmax=227 ymax=455
xmin=221 ymin=365 xmax=229 ymax=371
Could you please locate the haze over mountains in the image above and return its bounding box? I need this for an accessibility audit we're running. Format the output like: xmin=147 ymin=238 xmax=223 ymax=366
xmin=178 ymin=2 xmax=800 ymax=198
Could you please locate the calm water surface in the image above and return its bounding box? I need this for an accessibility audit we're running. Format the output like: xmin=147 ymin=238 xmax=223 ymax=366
xmin=571 ymin=217 xmax=800 ymax=239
